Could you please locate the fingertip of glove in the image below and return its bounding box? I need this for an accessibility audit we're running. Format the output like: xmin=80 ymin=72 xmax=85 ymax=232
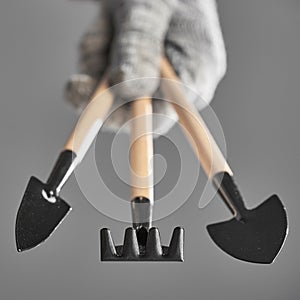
xmin=108 ymin=67 xmax=160 ymax=100
xmin=64 ymin=74 xmax=98 ymax=110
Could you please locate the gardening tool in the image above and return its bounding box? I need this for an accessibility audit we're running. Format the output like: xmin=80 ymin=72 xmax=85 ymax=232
xmin=160 ymin=57 xmax=288 ymax=264
xmin=100 ymin=97 xmax=184 ymax=261
xmin=15 ymin=78 xmax=114 ymax=252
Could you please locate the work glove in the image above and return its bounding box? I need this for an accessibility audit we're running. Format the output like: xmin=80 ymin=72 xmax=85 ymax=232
xmin=65 ymin=0 xmax=227 ymax=135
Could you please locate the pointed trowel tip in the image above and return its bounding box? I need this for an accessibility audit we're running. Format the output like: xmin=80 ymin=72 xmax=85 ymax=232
xmin=15 ymin=176 xmax=71 ymax=253
xmin=15 ymin=228 xmax=42 ymax=253
xmin=16 ymin=237 xmax=24 ymax=252
xmin=15 ymin=204 xmax=71 ymax=253
xmin=15 ymin=240 xmax=26 ymax=253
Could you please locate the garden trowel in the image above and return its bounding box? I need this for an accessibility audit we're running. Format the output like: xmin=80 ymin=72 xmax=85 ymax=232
xmin=161 ymin=58 xmax=288 ymax=264
xmin=15 ymin=79 xmax=113 ymax=252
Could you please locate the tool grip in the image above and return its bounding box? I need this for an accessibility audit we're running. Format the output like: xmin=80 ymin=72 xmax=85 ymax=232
xmin=45 ymin=77 xmax=113 ymax=194
xmin=130 ymin=98 xmax=154 ymax=229
xmin=160 ymin=58 xmax=233 ymax=179
xmin=64 ymin=78 xmax=114 ymax=163
xmin=130 ymin=98 xmax=154 ymax=202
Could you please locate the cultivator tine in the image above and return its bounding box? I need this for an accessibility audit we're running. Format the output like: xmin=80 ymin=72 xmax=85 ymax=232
xmin=146 ymin=228 xmax=163 ymax=258
xmin=122 ymin=228 xmax=140 ymax=259
xmin=166 ymin=227 xmax=184 ymax=261
xmin=100 ymin=229 xmax=117 ymax=260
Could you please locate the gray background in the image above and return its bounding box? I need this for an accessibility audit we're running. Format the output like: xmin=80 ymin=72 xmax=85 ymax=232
xmin=0 ymin=0 xmax=300 ymax=299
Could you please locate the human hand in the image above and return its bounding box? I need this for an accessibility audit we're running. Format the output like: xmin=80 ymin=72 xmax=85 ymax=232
xmin=65 ymin=0 xmax=226 ymax=135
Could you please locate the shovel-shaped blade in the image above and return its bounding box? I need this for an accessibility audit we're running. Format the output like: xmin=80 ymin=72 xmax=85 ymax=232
xmin=207 ymin=195 xmax=288 ymax=264
xmin=15 ymin=176 xmax=71 ymax=252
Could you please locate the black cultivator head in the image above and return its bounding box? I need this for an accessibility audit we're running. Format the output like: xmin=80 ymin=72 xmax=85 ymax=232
xmin=100 ymin=227 xmax=184 ymax=262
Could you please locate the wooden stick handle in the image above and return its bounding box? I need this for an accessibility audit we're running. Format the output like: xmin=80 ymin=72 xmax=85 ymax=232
xmin=160 ymin=57 xmax=233 ymax=179
xmin=130 ymin=98 xmax=154 ymax=202
xmin=64 ymin=77 xmax=114 ymax=163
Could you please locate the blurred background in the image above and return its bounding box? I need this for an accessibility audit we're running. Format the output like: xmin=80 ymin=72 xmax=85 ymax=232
xmin=0 ymin=0 xmax=300 ymax=299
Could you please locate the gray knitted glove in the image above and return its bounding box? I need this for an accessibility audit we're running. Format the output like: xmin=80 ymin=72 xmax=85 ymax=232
xmin=65 ymin=0 xmax=226 ymax=134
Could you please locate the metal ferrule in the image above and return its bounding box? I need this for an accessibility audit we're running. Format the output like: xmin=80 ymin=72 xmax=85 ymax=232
xmin=213 ymin=172 xmax=247 ymax=221
xmin=131 ymin=196 xmax=153 ymax=230
xmin=45 ymin=150 xmax=76 ymax=197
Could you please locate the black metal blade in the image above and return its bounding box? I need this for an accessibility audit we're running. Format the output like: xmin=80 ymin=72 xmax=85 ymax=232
xmin=207 ymin=195 xmax=288 ymax=264
xmin=100 ymin=227 xmax=184 ymax=262
xmin=15 ymin=176 xmax=71 ymax=252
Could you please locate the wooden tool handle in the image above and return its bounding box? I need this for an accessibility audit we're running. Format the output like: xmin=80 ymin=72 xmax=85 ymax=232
xmin=64 ymin=78 xmax=114 ymax=163
xmin=130 ymin=98 xmax=154 ymax=202
xmin=160 ymin=58 xmax=233 ymax=179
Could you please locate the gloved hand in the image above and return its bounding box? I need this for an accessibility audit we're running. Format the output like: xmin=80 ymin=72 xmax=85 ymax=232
xmin=65 ymin=0 xmax=226 ymax=135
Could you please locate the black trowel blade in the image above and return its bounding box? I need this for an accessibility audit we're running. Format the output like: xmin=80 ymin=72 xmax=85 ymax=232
xmin=207 ymin=195 xmax=288 ymax=264
xmin=15 ymin=176 xmax=71 ymax=252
